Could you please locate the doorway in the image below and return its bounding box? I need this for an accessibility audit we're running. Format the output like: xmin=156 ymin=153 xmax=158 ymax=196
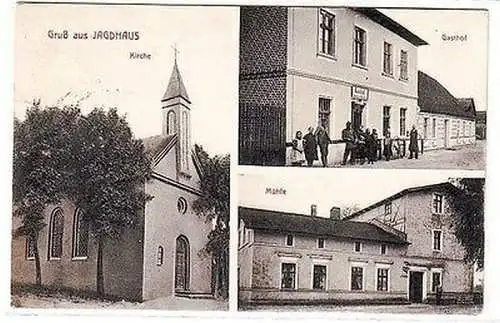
xmin=175 ymin=235 xmax=190 ymax=291
xmin=409 ymin=271 xmax=424 ymax=303
xmin=351 ymin=102 xmax=365 ymax=131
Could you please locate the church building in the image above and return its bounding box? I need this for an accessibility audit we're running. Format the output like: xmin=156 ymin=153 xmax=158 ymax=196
xmin=11 ymin=59 xmax=215 ymax=302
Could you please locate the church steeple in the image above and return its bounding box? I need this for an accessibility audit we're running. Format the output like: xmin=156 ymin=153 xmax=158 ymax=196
xmin=162 ymin=52 xmax=191 ymax=175
xmin=162 ymin=60 xmax=191 ymax=104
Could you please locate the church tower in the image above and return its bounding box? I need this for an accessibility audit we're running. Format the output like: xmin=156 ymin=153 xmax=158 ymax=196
xmin=161 ymin=56 xmax=191 ymax=175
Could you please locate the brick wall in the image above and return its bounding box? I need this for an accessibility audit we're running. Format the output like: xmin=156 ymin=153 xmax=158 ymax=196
xmin=240 ymin=6 xmax=288 ymax=75
xmin=239 ymin=7 xmax=289 ymax=166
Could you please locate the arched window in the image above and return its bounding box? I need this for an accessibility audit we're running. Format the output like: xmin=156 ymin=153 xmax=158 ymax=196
xmin=167 ymin=110 xmax=176 ymax=135
xmin=175 ymin=235 xmax=190 ymax=291
xmin=157 ymin=246 xmax=164 ymax=266
xmin=72 ymin=208 xmax=89 ymax=259
xmin=49 ymin=208 xmax=64 ymax=259
xmin=182 ymin=111 xmax=189 ymax=169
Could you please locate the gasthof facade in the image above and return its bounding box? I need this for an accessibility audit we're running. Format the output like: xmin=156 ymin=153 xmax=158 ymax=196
xmin=238 ymin=183 xmax=474 ymax=305
xmin=239 ymin=7 xmax=428 ymax=166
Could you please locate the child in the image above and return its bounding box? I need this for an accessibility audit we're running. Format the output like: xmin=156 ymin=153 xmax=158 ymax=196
xmin=291 ymin=131 xmax=305 ymax=166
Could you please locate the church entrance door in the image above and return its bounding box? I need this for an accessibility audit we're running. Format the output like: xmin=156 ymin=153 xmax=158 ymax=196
xmin=175 ymin=235 xmax=190 ymax=291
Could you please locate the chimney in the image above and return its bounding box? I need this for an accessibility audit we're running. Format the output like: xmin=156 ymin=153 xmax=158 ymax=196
xmin=330 ymin=207 xmax=341 ymax=220
xmin=310 ymin=204 xmax=317 ymax=217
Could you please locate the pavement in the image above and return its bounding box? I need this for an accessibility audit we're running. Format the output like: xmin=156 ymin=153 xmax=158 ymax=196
xmin=330 ymin=141 xmax=486 ymax=170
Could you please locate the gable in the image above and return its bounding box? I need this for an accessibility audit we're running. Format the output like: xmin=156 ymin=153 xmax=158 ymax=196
xmin=152 ymin=143 xmax=202 ymax=192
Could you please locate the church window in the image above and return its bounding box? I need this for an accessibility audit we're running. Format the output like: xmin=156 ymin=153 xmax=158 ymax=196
xmin=157 ymin=246 xmax=164 ymax=266
xmin=182 ymin=111 xmax=189 ymax=169
xmin=167 ymin=110 xmax=176 ymax=135
xmin=72 ymin=208 xmax=89 ymax=259
xmin=177 ymin=197 xmax=188 ymax=214
xmin=49 ymin=208 xmax=64 ymax=260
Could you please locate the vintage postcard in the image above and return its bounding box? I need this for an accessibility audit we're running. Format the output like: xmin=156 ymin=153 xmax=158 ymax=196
xmin=7 ymin=0 xmax=496 ymax=321
xmin=11 ymin=3 xmax=234 ymax=311
xmin=238 ymin=7 xmax=488 ymax=170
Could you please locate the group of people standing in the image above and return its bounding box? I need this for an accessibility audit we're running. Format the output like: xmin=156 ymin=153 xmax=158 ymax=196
xmin=341 ymin=121 xmax=380 ymax=165
xmin=290 ymin=121 xmax=420 ymax=167
xmin=291 ymin=125 xmax=331 ymax=167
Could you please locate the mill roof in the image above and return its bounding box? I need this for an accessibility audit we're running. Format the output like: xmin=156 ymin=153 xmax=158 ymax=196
xmin=239 ymin=206 xmax=408 ymax=245
xmin=345 ymin=182 xmax=459 ymax=220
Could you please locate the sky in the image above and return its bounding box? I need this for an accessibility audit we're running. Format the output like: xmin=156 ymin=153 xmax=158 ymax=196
xmin=14 ymin=4 xmax=238 ymax=156
xmin=14 ymin=5 xmax=488 ymax=157
xmin=382 ymin=9 xmax=488 ymax=111
xmin=238 ymin=169 xmax=484 ymax=218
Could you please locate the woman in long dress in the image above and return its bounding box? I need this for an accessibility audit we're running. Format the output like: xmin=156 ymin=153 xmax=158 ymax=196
xmin=291 ymin=130 xmax=305 ymax=166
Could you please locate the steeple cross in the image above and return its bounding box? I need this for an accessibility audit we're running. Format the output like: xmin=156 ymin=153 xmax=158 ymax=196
xmin=172 ymin=43 xmax=180 ymax=63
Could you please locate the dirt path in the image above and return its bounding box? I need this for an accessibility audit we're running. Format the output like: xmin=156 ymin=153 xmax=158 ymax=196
xmin=11 ymin=292 xmax=228 ymax=311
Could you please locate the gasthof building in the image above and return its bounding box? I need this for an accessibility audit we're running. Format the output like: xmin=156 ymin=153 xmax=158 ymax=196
xmin=239 ymin=7 xmax=428 ymax=166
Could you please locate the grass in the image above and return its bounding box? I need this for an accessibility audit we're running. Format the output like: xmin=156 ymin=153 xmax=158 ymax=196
xmin=11 ymin=282 xmax=139 ymax=306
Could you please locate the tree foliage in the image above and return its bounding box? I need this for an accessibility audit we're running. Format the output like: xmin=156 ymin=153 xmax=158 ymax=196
xmin=341 ymin=204 xmax=360 ymax=219
xmin=13 ymin=103 xmax=153 ymax=293
xmin=447 ymin=178 xmax=485 ymax=269
xmin=192 ymin=144 xmax=230 ymax=251
xmin=13 ymin=101 xmax=81 ymax=285
xmin=69 ymin=108 xmax=153 ymax=295
xmin=192 ymin=144 xmax=230 ymax=297
xmin=69 ymin=108 xmax=153 ymax=239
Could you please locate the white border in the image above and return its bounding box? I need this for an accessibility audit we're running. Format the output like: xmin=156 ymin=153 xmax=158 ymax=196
xmin=3 ymin=0 xmax=500 ymax=322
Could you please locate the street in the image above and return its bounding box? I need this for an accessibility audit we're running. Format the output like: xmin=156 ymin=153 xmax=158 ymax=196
xmin=334 ymin=141 xmax=486 ymax=170
xmin=240 ymin=303 xmax=482 ymax=315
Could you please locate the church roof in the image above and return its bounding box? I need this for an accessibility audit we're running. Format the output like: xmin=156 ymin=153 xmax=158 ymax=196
xmin=162 ymin=61 xmax=191 ymax=103
xmin=142 ymin=134 xmax=177 ymax=159
xmin=418 ymin=71 xmax=476 ymax=120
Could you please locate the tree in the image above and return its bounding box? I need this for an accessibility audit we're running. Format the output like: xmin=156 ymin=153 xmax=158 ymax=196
xmin=192 ymin=144 xmax=230 ymax=298
xmin=12 ymin=101 xmax=80 ymax=285
xmin=69 ymin=108 xmax=153 ymax=296
xmin=447 ymin=178 xmax=484 ymax=269
xmin=341 ymin=204 xmax=360 ymax=219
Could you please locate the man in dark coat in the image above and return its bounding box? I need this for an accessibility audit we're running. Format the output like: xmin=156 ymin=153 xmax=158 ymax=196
xmin=409 ymin=125 xmax=419 ymax=159
xmin=371 ymin=129 xmax=379 ymax=162
xmin=365 ymin=128 xmax=375 ymax=164
xmin=315 ymin=125 xmax=331 ymax=167
xmin=303 ymin=126 xmax=318 ymax=167
xmin=341 ymin=121 xmax=355 ymax=165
